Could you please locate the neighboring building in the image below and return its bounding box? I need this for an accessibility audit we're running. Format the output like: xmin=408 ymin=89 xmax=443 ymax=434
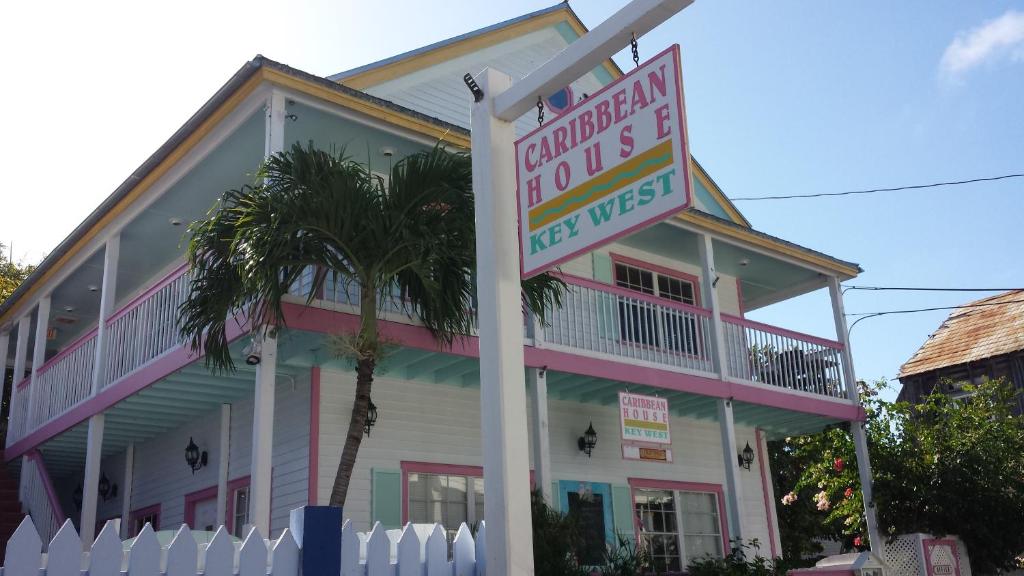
xmin=0 ymin=4 xmax=871 ymax=568
xmin=898 ymin=290 xmax=1024 ymax=414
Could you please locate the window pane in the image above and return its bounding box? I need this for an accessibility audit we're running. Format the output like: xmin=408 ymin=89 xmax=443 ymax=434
xmin=474 ymin=478 xmax=485 ymax=523
xmin=680 ymin=492 xmax=722 ymax=560
xmin=634 ymin=489 xmax=681 ymax=572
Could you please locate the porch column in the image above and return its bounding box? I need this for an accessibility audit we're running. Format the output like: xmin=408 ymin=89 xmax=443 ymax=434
xmin=217 ymin=403 xmax=231 ymax=526
xmin=92 ymin=235 xmax=120 ymax=394
xmin=527 ymin=367 xmax=552 ymax=504
xmin=249 ymin=335 xmax=277 ymax=536
xmin=80 ymin=413 xmax=105 ymax=545
xmin=11 ymin=316 xmax=30 ymax=441
xmin=25 ymin=296 xmax=51 ymax=427
xmin=697 ymin=233 xmax=728 ymax=378
xmin=717 ymin=399 xmax=744 ymax=542
xmin=120 ymin=442 xmax=134 ymax=538
xmin=827 ymin=276 xmax=883 ymax=554
xmin=0 ymin=330 xmax=9 ymax=409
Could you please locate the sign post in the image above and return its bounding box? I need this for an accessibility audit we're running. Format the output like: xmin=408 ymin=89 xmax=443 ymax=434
xmin=470 ymin=1 xmax=693 ymax=574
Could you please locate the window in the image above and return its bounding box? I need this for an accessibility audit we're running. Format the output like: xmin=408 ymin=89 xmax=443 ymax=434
xmin=408 ymin=472 xmax=484 ymax=540
xmin=131 ymin=505 xmax=161 ymax=536
xmin=614 ymin=261 xmax=699 ymax=354
xmin=633 ymin=486 xmax=723 ymax=569
xmin=232 ymin=486 xmax=250 ymax=538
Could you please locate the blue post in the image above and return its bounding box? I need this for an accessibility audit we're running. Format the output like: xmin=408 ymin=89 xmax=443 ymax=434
xmin=290 ymin=506 xmax=342 ymax=575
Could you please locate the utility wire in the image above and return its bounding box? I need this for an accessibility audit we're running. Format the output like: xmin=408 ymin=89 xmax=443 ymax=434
xmin=844 ymin=285 xmax=1024 ymax=293
xmin=846 ymin=299 xmax=1024 ymax=332
xmin=730 ymin=173 xmax=1024 ymax=201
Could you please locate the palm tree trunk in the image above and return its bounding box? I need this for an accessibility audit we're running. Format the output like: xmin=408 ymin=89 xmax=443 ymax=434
xmin=329 ymin=355 xmax=375 ymax=507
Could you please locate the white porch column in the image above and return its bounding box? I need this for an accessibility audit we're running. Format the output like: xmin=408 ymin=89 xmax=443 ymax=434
xmin=92 ymin=235 xmax=120 ymax=395
xmin=697 ymin=233 xmax=728 ymax=378
xmin=0 ymin=331 xmax=9 ymax=420
xmin=120 ymin=442 xmax=134 ymax=538
xmin=828 ymin=276 xmax=883 ymax=554
xmin=80 ymin=413 xmax=105 ymax=545
xmin=217 ymin=403 xmax=231 ymax=526
xmin=249 ymin=335 xmax=277 ymax=536
xmin=717 ymin=399 xmax=744 ymax=542
xmin=472 ymin=67 xmax=535 ymax=576
xmin=26 ymin=296 xmax=51 ymax=428
xmin=528 ymin=367 xmax=552 ymax=504
xmin=12 ymin=316 xmax=30 ymax=387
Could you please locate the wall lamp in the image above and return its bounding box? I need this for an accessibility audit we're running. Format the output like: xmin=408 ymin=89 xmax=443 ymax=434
xmin=738 ymin=442 xmax=755 ymax=470
xmin=364 ymin=398 xmax=379 ymax=436
xmin=98 ymin=473 xmax=118 ymax=502
xmin=185 ymin=437 xmax=208 ymax=474
xmin=578 ymin=422 xmax=597 ymax=457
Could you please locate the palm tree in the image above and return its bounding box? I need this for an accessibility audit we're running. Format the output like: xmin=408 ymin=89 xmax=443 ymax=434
xmin=179 ymin=142 xmax=564 ymax=507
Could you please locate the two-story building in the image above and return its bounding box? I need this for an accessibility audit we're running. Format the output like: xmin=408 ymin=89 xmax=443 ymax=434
xmin=0 ymin=4 xmax=875 ymax=567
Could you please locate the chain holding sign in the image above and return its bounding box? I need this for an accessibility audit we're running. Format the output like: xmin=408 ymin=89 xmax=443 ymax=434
xmin=515 ymin=45 xmax=692 ymax=279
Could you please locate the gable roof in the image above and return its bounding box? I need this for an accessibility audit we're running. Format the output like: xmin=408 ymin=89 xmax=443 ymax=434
xmin=898 ymin=290 xmax=1024 ymax=379
xmin=330 ymin=3 xmax=622 ymax=89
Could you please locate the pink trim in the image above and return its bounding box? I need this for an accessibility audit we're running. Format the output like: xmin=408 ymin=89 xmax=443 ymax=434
xmin=25 ymin=450 xmax=66 ymax=525
xmin=4 ymin=317 xmax=247 ymax=461
xmin=609 ymin=252 xmax=702 ymax=307
xmin=755 ymin=429 xmax=778 ymax=558
xmin=788 ymin=570 xmax=856 ymax=576
xmin=35 ymin=327 xmax=98 ymax=377
xmin=558 ymin=273 xmax=710 ymax=318
xmin=130 ymin=503 xmax=162 ymax=534
xmin=105 ymin=261 xmax=190 ymax=326
xmin=923 ymin=538 xmax=962 ymax=576
xmin=308 ymin=366 xmax=321 ymax=505
xmin=721 ymin=313 xmax=844 ymax=350
xmin=15 ymin=375 xmax=30 ymax=390
xmin=628 ymin=477 xmax=730 ymax=555
xmin=183 ymin=485 xmax=218 ymax=528
xmin=400 ymin=461 xmax=534 ymax=523
xmin=516 ymin=46 xmax=693 ymax=279
xmin=183 ymin=475 xmax=251 ymax=533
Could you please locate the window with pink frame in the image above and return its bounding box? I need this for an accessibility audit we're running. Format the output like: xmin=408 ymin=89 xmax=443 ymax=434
xmin=612 ymin=255 xmax=702 ymax=355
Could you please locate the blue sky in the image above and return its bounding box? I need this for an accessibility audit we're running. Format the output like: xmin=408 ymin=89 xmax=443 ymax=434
xmin=1 ymin=1 xmax=1022 ymax=398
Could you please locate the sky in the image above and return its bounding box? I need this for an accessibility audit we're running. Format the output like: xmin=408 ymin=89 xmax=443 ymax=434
xmin=1 ymin=0 xmax=1022 ymax=399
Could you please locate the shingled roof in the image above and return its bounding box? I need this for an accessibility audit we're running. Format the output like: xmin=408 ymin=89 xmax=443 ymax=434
xmin=898 ymin=290 xmax=1024 ymax=378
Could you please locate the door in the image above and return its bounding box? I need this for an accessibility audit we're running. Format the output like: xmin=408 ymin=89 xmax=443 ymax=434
xmin=193 ymin=497 xmax=217 ymax=532
xmin=559 ymin=481 xmax=614 ymax=566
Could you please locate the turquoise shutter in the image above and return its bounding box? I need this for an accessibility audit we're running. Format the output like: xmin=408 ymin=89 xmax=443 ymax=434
xmin=550 ymin=482 xmax=560 ymax=512
xmin=592 ymin=253 xmax=619 ymax=340
xmin=611 ymin=485 xmax=635 ymax=542
xmin=371 ymin=469 xmax=402 ymax=529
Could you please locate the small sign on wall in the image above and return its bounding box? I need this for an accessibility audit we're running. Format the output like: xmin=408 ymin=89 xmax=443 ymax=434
xmin=619 ymin=391 xmax=671 ymax=444
xmin=622 ymin=444 xmax=674 ymax=463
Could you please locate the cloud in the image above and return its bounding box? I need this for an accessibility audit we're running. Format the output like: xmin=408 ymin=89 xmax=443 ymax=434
xmin=940 ymin=9 xmax=1024 ymax=78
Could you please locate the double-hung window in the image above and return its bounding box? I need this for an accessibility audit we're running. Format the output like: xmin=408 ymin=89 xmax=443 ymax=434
xmin=232 ymin=486 xmax=250 ymax=538
xmin=633 ymin=487 xmax=723 ymax=572
xmin=614 ymin=260 xmax=699 ymax=354
xmin=408 ymin=471 xmax=485 ymax=540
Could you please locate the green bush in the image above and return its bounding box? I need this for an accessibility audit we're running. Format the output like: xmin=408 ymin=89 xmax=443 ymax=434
xmin=688 ymin=539 xmax=787 ymax=576
xmin=531 ymin=491 xmax=588 ymax=576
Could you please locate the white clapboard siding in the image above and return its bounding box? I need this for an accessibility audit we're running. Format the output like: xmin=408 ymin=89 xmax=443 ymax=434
xmin=2 ymin=515 xmax=482 ymax=576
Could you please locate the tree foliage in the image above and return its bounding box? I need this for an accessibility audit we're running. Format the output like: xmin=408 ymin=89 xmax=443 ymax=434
xmin=771 ymin=378 xmax=1024 ymax=574
xmin=0 ymin=242 xmax=35 ymax=303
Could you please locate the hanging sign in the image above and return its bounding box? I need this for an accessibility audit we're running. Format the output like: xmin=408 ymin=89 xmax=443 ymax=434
xmin=622 ymin=445 xmax=674 ymax=463
xmin=515 ymin=44 xmax=692 ymax=278
xmin=619 ymin=391 xmax=671 ymax=445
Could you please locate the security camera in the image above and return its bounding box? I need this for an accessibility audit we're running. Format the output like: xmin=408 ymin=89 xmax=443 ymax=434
xmin=243 ymin=339 xmax=262 ymax=365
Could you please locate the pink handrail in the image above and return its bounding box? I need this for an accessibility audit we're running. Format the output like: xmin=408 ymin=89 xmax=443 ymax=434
xmin=105 ymin=260 xmax=190 ymax=326
xmin=25 ymin=450 xmax=66 ymax=525
xmin=34 ymin=326 xmax=98 ymax=377
xmin=15 ymin=375 xmax=30 ymax=390
xmin=557 ymin=273 xmax=713 ymax=318
xmin=721 ymin=313 xmax=844 ymax=350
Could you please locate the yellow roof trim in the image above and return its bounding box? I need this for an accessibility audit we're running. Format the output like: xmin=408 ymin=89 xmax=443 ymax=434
xmin=340 ymin=7 xmax=621 ymax=90
xmin=674 ymin=211 xmax=860 ymax=278
xmin=691 ymin=160 xmax=750 ymax=227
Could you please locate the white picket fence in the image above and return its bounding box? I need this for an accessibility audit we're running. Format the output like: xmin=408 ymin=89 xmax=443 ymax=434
xmin=1 ymin=515 xmax=487 ymax=576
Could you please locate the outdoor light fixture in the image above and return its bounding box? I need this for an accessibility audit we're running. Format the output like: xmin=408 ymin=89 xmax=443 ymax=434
xmin=738 ymin=442 xmax=755 ymax=470
xmin=578 ymin=422 xmax=597 ymax=457
xmin=98 ymin=472 xmax=118 ymax=502
xmin=73 ymin=484 xmax=83 ymax=510
xmin=185 ymin=437 xmax=208 ymax=474
xmin=244 ymin=338 xmax=262 ymax=365
xmin=364 ymin=399 xmax=378 ymax=436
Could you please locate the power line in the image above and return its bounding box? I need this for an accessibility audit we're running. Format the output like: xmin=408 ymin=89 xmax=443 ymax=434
xmin=844 ymin=285 xmax=1024 ymax=293
xmin=730 ymin=173 xmax=1024 ymax=201
xmin=846 ymin=299 xmax=1024 ymax=332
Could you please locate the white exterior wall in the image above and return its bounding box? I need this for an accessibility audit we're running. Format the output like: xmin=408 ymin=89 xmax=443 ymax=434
xmin=86 ymin=372 xmax=310 ymax=538
xmin=317 ymin=369 xmax=774 ymax=547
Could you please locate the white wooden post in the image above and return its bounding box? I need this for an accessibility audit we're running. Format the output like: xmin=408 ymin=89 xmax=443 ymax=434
xmin=698 ymin=233 xmax=727 ymax=377
xmin=92 ymin=235 xmax=120 ymax=395
xmin=249 ymin=335 xmax=277 ymax=536
xmin=26 ymin=295 xmax=51 ymax=427
xmin=216 ymin=403 xmax=231 ymax=526
xmin=80 ymin=413 xmax=105 ymax=545
xmin=120 ymin=441 xmax=134 ymax=538
xmin=717 ymin=399 xmax=744 ymax=543
xmin=472 ymin=67 xmax=536 ymax=576
xmin=0 ymin=331 xmax=9 ymax=399
xmin=828 ymin=275 xmax=883 ymax=555
xmin=12 ymin=316 xmax=30 ymax=387
xmin=528 ymin=367 xmax=552 ymax=504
